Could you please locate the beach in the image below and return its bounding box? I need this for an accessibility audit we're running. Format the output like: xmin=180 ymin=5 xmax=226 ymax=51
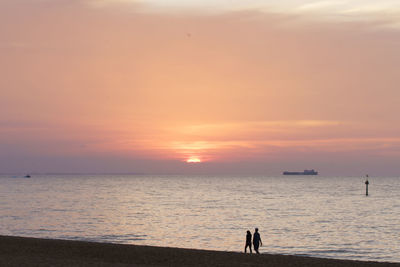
xmin=2 ymin=175 xmax=400 ymax=262
xmin=1 ymin=236 xmax=398 ymax=267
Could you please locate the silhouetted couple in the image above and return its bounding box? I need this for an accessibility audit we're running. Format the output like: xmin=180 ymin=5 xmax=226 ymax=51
xmin=244 ymin=228 xmax=262 ymax=254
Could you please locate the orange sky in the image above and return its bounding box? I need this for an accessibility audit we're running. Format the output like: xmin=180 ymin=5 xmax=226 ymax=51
xmin=1 ymin=1 xmax=400 ymax=175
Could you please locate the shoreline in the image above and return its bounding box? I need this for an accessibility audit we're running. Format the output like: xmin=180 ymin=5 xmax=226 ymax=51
xmin=1 ymin=235 xmax=399 ymax=266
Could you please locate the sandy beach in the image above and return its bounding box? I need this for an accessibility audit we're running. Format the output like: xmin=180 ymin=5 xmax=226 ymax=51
xmin=0 ymin=235 xmax=398 ymax=267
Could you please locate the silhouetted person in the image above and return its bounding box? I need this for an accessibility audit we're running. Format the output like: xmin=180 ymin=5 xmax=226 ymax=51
xmin=253 ymin=228 xmax=262 ymax=254
xmin=244 ymin=230 xmax=252 ymax=253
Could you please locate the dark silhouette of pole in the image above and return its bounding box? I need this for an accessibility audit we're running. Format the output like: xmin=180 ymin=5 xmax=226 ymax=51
xmin=365 ymin=175 xmax=369 ymax=196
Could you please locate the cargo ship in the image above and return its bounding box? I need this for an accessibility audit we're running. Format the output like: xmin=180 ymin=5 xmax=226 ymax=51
xmin=283 ymin=169 xmax=318 ymax=175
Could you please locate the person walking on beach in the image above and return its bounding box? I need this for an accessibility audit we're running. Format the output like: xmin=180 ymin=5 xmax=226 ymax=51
xmin=253 ymin=228 xmax=262 ymax=254
xmin=244 ymin=230 xmax=252 ymax=253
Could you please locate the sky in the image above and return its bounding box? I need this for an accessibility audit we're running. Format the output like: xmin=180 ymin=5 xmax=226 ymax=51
xmin=1 ymin=0 xmax=400 ymax=175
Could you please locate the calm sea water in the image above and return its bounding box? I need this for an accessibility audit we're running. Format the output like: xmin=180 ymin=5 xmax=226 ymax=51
xmin=1 ymin=175 xmax=399 ymax=262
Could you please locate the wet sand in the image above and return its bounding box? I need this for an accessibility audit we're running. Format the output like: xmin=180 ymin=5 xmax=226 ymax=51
xmin=0 ymin=235 xmax=398 ymax=267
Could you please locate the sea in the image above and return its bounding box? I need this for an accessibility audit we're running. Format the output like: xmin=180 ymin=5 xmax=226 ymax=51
xmin=1 ymin=174 xmax=399 ymax=263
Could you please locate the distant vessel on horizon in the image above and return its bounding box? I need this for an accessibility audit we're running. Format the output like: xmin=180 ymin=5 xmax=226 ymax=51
xmin=283 ymin=169 xmax=318 ymax=175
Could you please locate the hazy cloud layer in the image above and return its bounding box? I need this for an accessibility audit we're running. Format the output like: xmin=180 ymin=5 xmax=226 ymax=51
xmin=1 ymin=1 xmax=400 ymax=174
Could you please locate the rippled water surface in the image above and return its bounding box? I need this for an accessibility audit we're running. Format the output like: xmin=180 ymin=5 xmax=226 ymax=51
xmin=1 ymin=175 xmax=399 ymax=262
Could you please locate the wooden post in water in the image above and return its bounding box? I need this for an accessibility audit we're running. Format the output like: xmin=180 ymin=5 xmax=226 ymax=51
xmin=365 ymin=174 xmax=369 ymax=196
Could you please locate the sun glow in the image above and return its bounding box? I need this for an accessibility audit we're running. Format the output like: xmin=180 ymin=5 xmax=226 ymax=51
xmin=186 ymin=157 xmax=201 ymax=163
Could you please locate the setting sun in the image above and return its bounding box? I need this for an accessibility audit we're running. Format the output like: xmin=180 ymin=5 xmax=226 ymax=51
xmin=186 ymin=157 xmax=201 ymax=163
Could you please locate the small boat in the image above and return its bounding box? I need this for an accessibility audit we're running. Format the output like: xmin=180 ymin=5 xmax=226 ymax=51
xmin=24 ymin=175 xmax=31 ymax=178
